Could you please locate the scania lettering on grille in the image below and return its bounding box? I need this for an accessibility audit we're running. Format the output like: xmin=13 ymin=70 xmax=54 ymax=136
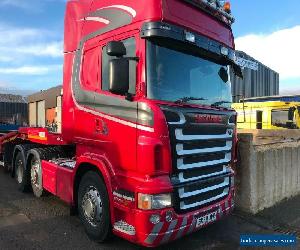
xmin=194 ymin=114 xmax=223 ymax=124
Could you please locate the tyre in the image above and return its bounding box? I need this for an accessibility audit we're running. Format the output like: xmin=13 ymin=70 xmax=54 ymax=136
xmin=2 ymin=155 xmax=10 ymax=173
xmin=28 ymin=149 xmax=45 ymax=197
xmin=3 ymin=144 xmax=14 ymax=173
xmin=14 ymin=150 xmax=30 ymax=192
xmin=78 ymin=172 xmax=112 ymax=242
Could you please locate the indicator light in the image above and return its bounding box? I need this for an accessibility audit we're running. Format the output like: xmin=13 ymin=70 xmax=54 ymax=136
xmin=138 ymin=193 xmax=172 ymax=210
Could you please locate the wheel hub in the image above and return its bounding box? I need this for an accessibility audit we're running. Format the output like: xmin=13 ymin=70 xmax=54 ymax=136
xmin=16 ymin=160 xmax=23 ymax=184
xmin=31 ymin=160 xmax=42 ymax=189
xmin=82 ymin=187 xmax=102 ymax=227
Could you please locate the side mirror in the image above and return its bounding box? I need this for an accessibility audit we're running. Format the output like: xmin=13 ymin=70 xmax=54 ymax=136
xmin=106 ymin=41 xmax=126 ymax=57
xmin=232 ymin=63 xmax=243 ymax=79
xmin=218 ymin=67 xmax=229 ymax=83
xmin=109 ymin=58 xmax=129 ymax=95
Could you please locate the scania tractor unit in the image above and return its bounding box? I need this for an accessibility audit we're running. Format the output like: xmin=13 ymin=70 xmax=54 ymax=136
xmin=0 ymin=0 xmax=241 ymax=247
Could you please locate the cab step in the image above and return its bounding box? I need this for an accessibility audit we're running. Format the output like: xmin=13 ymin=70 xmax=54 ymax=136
xmin=113 ymin=220 xmax=136 ymax=236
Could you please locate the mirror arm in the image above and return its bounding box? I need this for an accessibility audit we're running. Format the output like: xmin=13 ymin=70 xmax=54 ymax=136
xmin=125 ymin=93 xmax=134 ymax=102
xmin=231 ymin=62 xmax=243 ymax=79
xmin=123 ymin=57 xmax=139 ymax=101
xmin=124 ymin=56 xmax=140 ymax=62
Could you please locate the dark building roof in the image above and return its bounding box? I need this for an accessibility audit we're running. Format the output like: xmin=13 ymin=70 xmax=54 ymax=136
xmin=28 ymin=85 xmax=62 ymax=109
xmin=0 ymin=94 xmax=27 ymax=103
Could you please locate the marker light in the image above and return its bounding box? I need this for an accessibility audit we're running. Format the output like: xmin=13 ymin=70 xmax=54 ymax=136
xmin=221 ymin=46 xmax=229 ymax=56
xmin=182 ymin=0 xmax=234 ymax=24
xmin=223 ymin=1 xmax=231 ymax=13
xmin=208 ymin=0 xmax=217 ymax=9
xmin=185 ymin=31 xmax=196 ymax=43
xmin=218 ymin=0 xmax=226 ymax=8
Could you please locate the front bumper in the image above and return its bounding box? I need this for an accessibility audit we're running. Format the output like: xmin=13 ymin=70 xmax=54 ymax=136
xmin=113 ymin=190 xmax=234 ymax=247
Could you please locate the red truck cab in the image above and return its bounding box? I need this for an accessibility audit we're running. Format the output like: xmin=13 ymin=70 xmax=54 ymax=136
xmin=0 ymin=0 xmax=241 ymax=247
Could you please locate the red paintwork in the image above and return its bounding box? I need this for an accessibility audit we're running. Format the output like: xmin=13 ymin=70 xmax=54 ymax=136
xmin=18 ymin=127 xmax=66 ymax=145
xmin=120 ymin=191 xmax=234 ymax=247
xmin=0 ymin=131 xmax=18 ymax=152
xmin=42 ymin=160 xmax=74 ymax=203
xmin=0 ymin=0 xmax=237 ymax=247
xmin=42 ymin=161 xmax=58 ymax=194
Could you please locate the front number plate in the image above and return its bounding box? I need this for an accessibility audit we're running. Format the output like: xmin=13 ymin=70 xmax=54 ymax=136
xmin=195 ymin=211 xmax=218 ymax=228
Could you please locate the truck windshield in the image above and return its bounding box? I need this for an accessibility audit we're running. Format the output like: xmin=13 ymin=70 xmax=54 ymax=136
xmin=146 ymin=39 xmax=232 ymax=108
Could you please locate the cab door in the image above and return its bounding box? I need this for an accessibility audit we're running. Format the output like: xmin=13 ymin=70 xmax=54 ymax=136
xmin=74 ymin=31 xmax=140 ymax=172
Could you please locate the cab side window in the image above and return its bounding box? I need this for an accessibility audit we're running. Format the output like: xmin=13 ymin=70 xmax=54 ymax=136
xmin=81 ymin=47 xmax=100 ymax=91
xmin=102 ymin=37 xmax=136 ymax=94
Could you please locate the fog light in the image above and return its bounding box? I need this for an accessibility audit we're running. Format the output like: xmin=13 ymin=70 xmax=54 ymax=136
xmin=150 ymin=214 xmax=161 ymax=224
xmin=165 ymin=211 xmax=173 ymax=222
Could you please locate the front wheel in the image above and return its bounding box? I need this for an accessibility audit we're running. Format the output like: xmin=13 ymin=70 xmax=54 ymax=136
xmin=78 ymin=172 xmax=112 ymax=242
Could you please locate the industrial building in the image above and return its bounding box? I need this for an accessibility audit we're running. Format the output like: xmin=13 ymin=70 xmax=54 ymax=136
xmin=231 ymin=51 xmax=280 ymax=102
xmin=28 ymin=85 xmax=62 ymax=133
xmin=0 ymin=94 xmax=28 ymax=131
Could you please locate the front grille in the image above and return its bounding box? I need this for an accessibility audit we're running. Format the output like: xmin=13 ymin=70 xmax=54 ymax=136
xmin=162 ymin=106 xmax=235 ymax=212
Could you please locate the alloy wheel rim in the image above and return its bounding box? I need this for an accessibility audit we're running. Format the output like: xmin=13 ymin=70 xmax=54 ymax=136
xmin=16 ymin=159 xmax=23 ymax=184
xmin=81 ymin=186 xmax=103 ymax=227
xmin=31 ymin=159 xmax=42 ymax=190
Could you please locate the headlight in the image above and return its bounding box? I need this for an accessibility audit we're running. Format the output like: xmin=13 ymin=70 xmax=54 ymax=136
xmin=138 ymin=193 xmax=172 ymax=210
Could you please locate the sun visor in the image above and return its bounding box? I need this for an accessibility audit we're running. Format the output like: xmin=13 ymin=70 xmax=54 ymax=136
xmin=162 ymin=0 xmax=234 ymax=48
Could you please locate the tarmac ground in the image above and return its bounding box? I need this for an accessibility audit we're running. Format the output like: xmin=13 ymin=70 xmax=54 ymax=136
xmin=0 ymin=167 xmax=299 ymax=250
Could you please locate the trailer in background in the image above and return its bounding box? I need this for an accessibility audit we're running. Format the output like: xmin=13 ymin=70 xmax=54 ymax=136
xmin=232 ymin=101 xmax=300 ymax=129
xmin=241 ymin=95 xmax=300 ymax=103
xmin=28 ymin=86 xmax=62 ymax=133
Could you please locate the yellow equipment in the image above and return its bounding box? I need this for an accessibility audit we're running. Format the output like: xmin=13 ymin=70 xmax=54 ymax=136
xmin=232 ymin=101 xmax=300 ymax=129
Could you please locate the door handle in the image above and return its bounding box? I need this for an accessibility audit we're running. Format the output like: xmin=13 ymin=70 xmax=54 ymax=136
xmin=95 ymin=119 xmax=108 ymax=135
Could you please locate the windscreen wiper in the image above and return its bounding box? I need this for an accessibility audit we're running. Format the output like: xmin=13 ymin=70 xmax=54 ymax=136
xmin=211 ymin=100 xmax=232 ymax=107
xmin=175 ymin=97 xmax=207 ymax=104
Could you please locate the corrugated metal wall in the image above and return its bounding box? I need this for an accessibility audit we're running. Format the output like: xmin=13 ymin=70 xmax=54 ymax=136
xmin=29 ymin=102 xmax=37 ymax=127
xmin=231 ymin=51 xmax=280 ymax=102
xmin=37 ymin=100 xmax=46 ymax=127
xmin=0 ymin=102 xmax=28 ymax=125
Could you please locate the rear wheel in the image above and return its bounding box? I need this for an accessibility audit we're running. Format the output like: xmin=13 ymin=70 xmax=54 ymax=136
xmin=14 ymin=151 xmax=29 ymax=192
xmin=78 ymin=172 xmax=111 ymax=242
xmin=29 ymin=149 xmax=44 ymax=197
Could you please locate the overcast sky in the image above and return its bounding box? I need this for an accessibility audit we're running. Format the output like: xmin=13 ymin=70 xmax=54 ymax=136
xmin=0 ymin=0 xmax=299 ymax=94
